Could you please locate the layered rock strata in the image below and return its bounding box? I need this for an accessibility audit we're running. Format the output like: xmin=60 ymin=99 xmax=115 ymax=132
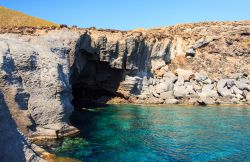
xmin=72 ymin=21 xmax=250 ymax=106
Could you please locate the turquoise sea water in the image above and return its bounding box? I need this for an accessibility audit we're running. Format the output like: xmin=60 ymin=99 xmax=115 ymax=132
xmin=54 ymin=105 xmax=250 ymax=162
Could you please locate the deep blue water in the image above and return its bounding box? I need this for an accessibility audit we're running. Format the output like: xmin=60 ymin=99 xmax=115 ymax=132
xmin=54 ymin=105 xmax=250 ymax=162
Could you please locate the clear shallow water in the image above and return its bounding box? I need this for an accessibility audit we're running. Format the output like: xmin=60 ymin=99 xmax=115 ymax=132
xmin=54 ymin=105 xmax=250 ymax=161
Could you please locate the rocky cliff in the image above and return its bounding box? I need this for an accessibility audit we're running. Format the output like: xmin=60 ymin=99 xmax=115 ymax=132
xmin=1 ymin=21 xmax=250 ymax=161
xmin=72 ymin=21 xmax=250 ymax=106
xmin=0 ymin=29 xmax=81 ymax=161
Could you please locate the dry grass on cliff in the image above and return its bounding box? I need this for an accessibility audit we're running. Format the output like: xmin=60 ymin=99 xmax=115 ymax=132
xmin=172 ymin=55 xmax=188 ymax=65
xmin=240 ymin=37 xmax=250 ymax=48
xmin=0 ymin=6 xmax=59 ymax=28
xmin=245 ymin=38 xmax=250 ymax=44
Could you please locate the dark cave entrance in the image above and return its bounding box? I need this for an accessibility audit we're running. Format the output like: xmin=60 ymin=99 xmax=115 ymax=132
xmin=71 ymin=50 xmax=124 ymax=109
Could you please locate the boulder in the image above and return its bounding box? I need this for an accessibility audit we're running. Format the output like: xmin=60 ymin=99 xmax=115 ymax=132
xmin=148 ymin=77 xmax=155 ymax=85
xmin=217 ymin=79 xmax=234 ymax=97
xmin=243 ymin=90 xmax=249 ymax=98
xmin=231 ymin=85 xmax=243 ymax=95
xmin=175 ymin=68 xmax=194 ymax=81
xmin=197 ymin=97 xmax=216 ymax=105
xmin=175 ymin=76 xmax=185 ymax=86
xmin=202 ymin=84 xmax=214 ymax=92
xmin=120 ymin=76 xmax=142 ymax=93
xmin=204 ymin=90 xmax=218 ymax=98
xmin=195 ymin=70 xmax=208 ymax=82
xmin=186 ymin=48 xmax=196 ymax=57
xmin=217 ymin=79 xmax=228 ymax=89
xmin=200 ymin=84 xmax=218 ymax=98
xmin=235 ymin=80 xmax=250 ymax=91
xmin=200 ymin=91 xmax=218 ymax=99
xmin=235 ymin=93 xmax=243 ymax=99
xmin=246 ymin=93 xmax=250 ymax=102
xmin=159 ymin=91 xmax=175 ymax=99
xmin=163 ymin=71 xmax=178 ymax=83
xmin=164 ymin=99 xmax=179 ymax=104
xmin=173 ymin=85 xmax=188 ymax=98
xmin=226 ymin=80 xmax=235 ymax=88
xmin=218 ymin=87 xmax=234 ymax=97
xmin=185 ymin=84 xmax=195 ymax=94
xmin=152 ymin=91 xmax=160 ymax=98
xmin=193 ymin=84 xmax=202 ymax=92
xmin=203 ymin=78 xmax=212 ymax=84
xmin=155 ymin=81 xmax=174 ymax=94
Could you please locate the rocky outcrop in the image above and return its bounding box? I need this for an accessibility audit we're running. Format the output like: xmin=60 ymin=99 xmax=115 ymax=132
xmin=0 ymin=29 xmax=82 ymax=161
xmin=72 ymin=21 xmax=250 ymax=106
xmin=0 ymin=21 xmax=250 ymax=161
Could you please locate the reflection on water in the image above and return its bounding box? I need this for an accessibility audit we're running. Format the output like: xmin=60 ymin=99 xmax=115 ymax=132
xmin=54 ymin=105 xmax=250 ymax=161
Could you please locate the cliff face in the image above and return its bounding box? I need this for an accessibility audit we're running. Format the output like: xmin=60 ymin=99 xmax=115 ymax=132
xmin=0 ymin=29 xmax=81 ymax=161
xmin=72 ymin=21 xmax=250 ymax=106
xmin=0 ymin=91 xmax=45 ymax=162
xmin=0 ymin=21 xmax=250 ymax=160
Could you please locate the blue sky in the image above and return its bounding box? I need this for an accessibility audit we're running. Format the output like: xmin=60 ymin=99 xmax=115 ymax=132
xmin=1 ymin=0 xmax=250 ymax=30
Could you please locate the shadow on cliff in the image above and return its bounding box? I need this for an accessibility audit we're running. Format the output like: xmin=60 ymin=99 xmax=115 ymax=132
xmin=70 ymin=58 xmax=124 ymax=108
xmin=0 ymin=90 xmax=30 ymax=162
xmin=2 ymin=51 xmax=30 ymax=111
xmin=70 ymin=33 xmax=156 ymax=109
xmin=70 ymin=33 xmax=125 ymax=109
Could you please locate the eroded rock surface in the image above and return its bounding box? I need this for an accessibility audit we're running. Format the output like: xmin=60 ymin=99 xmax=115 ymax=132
xmin=72 ymin=21 xmax=250 ymax=106
xmin=0 ymin=29 xmax=82 ymax=161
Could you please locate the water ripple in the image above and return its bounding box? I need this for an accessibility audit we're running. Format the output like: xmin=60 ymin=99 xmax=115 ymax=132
xmin=55 ymin=105 xmax=250 ymax=162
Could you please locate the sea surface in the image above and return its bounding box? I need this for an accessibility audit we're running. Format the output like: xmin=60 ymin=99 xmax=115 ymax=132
xmin=53 ymin=105 xmax=250 ymax=162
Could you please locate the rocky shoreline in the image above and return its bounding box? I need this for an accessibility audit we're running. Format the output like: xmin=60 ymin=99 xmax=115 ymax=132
xmin=110 ymin=69 xmax=250 ymax=106
xmin=0 ymin=21 xmax=250 ymax=161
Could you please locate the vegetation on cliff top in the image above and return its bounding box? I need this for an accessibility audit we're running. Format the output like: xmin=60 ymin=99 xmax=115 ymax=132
xmin=0 ymin=6 xmax=59 ymax=28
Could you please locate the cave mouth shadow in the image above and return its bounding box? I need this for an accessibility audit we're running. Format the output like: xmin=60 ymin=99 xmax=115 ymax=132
xmin=70 ymin=50 xmax=124 ymax=109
